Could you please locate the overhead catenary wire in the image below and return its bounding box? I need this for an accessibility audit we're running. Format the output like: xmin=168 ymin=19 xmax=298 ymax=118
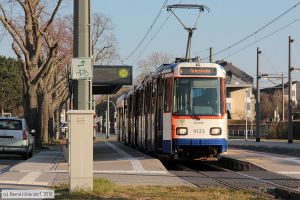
xmin=132 ymin=13 xmax=172 ymax=65
xmin=201 ymin=2 xmax=300 ymax=60
xmin=121 ymin=0 xmax=169 ymax=63
xmin=131 ymin=0 xmax=183 ymax=65
xmin=261 ymin=52 xmax=280 ymax=74
xmin=220 ymin=18 xmax=300 ymax=60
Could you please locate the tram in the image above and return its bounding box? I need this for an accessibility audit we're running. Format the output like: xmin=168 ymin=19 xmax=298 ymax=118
xmin=116 ymin=60 xmax=227 ymax=159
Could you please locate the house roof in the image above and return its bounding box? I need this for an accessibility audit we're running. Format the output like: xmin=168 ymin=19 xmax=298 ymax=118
xmin=261 ymin=81 xmax=300 ymax=93
xmin=217 ymin=60 xmax=253 ymax=83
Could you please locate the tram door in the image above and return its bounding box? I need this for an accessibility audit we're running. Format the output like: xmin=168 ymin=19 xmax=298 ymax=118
xmin=162 ymin=78 xmax=172 ymax=153
xmin=151 ymin=79 xmax=157 ymax=153
xmin=127 ymin=95 xmax=132 ymax=145
xmin=134 ymin=92 xmax=139 ymax=147
xmin=156 ymin=78 xmax=164 ymax=151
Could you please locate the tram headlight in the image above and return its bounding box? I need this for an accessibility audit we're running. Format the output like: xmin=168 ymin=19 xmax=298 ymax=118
xmin=210 ymin=127 xmax=222 ymax=135
xmin=176 ymin=127 xmax=188 ymax=135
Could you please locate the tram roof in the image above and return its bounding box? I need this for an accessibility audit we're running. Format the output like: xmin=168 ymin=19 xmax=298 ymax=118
xmin=155 ymin=61 xmax=224 ymax=74
xmin=130 ymin=61 xmax=225 ymax=93
xmin=116 ymin=94 xmax=128 ymax=107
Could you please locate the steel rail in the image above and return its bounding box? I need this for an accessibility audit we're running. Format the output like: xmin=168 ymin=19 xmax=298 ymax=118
xmin=206 ymin=163 xmax=300 ymax=194
xmin=175 ymin=163 xmax=273 ymax=199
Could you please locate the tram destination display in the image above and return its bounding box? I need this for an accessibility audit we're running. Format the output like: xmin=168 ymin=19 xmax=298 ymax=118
xmin=180 ymin=67 xmax=217 ymax=75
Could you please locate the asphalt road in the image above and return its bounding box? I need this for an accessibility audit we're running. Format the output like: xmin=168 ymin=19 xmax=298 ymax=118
xmin=0 ymin=154 xmax=22 ymax=174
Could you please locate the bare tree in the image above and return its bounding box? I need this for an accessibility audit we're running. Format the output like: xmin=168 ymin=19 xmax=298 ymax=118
xmin=0 ymin=0 xmax=68 ymax=144
xmin=0 ymin=1 xmax=119 ymax=144
xmin=64 ymin=12 xmax=119 ymax=65
xmin=91 ymin=13 xmax=118 ymax=64
xmin=136 ymin=52 xmax=173 ymax=84
xmin=261 ymin=90 xmax=285 ymax=122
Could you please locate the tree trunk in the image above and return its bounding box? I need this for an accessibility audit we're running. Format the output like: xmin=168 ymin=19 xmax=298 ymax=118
xmin=41 ymin=93 xmax=50 ymax=143
xmin=25 ymin=86 xmax=42 ymax=147
xmin=55 ymin=109 xmax=60 ymax=140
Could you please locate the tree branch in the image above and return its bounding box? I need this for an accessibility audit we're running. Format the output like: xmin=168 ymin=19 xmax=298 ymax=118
xmin=27 ymin=0 xmax=42 ymax=62
xmin=0 ymin=4 xmax=27 ymax=53
xmin=12 ymin=42 xmax=30 ymax=82
xmin=52 ymin=86 xmax=69 ymax=112
xmin=44 ymin=58 xmax=58 ymax=86
xmin=44 ymin=0 xmax=62 ymax=32
xmin=50 ymin=76 xmax=67 ymax=94
xmin=95 ymin=44 xmax=112 ymax=59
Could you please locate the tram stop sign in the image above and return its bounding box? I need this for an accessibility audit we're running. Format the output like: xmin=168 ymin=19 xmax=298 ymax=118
xmin=92 ymin=65 xmax=132 ymax=94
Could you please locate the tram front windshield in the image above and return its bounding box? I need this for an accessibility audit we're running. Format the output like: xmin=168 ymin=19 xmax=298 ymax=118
xmin=173 ymin=78 xmax=222 ymax=116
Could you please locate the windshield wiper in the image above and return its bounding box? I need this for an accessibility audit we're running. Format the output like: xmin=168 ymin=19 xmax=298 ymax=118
xmin=190 ymin=109 xmax=200 ymax=120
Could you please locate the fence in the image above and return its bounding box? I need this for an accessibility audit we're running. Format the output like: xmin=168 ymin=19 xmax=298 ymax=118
xmin=228 ymin=124 xmax=268 ymax=139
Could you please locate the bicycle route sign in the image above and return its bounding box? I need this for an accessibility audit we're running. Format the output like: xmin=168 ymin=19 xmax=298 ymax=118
xmin=71 ymin=57 xmax=93 ymax=80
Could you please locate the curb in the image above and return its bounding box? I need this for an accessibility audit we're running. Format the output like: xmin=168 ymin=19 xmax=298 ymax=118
xmin=229 ymin=144 xmax=300 ymax=157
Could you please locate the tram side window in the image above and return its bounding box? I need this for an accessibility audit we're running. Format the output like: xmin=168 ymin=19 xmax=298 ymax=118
xmin=151 ymin=80 xmax=157 ymax=114
xmin=164 ymin=78 xmax=172 ymax=112
xmin=146 ymin=84 xmax=151 ymax=113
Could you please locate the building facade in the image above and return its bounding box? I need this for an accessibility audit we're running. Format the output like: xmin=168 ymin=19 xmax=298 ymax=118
xmin=261 ymin=81 xmax=300 ymax=121
xmin=218 ymin=60 xmax=255 ymax=121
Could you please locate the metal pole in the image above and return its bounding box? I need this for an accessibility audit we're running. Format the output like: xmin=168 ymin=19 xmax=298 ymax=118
xmin=107 ymin=95 xmax=110 ymax=139
xmin=282 ymin=73 xmax=285 ymax=121
xmin=1 ymin=86 xmax=4 ymax=116
xmin=69 ymin=0 xmax=93 ymax=192
xmin=288 ymin=36 xmax=294 ymax=143
xmin=256 ymin=47 xmax=261 ymax=142
xmin=185 ymin=28 xmax=194 ymax=60
xmin=209 ymin=47 xmax=213 ymax=63
xmin=73 ymin=0 xmax=91 ymax=110
xmin=245 ymin=89 xmax=248 ymax=140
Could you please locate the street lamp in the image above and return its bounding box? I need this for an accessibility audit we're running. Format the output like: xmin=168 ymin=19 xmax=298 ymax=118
xmin=101 ymin=99 xmax=116 ymax=110
xmin=100 ymin=97 xmax=116 ymax=139
xmin=245 ymin=89 xmax=249 ymax=140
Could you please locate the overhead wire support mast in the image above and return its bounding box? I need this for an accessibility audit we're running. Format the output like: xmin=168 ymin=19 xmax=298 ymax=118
xmin=167 ymin=4 xmax=209 ymax=60
xmin=288 ymin=36 xmax=294 ymax=144
xmin=260 ymin=73 xmax=287 ymax=122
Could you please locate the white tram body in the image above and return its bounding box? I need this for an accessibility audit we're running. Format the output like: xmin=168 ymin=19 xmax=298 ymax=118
xmin=116 ymin=61 xmax=227 ymax=159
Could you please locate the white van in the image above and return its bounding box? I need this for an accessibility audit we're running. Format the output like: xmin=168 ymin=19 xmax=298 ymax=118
xmin=0 ymin=117 xmax=35 ymax=159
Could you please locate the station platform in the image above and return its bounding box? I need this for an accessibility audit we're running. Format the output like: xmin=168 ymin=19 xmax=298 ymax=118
xmin=0 ymin=134 xmax=191 ymax=188
xmin=229 ymin=139 xmax=300 ymax=157
xmin=223 ymin=139 xmax=300 ymax=179
xmin=1 ymin=137 xmax=299 ymax=188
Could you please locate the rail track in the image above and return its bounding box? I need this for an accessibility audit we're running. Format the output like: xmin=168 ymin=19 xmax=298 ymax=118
xmin=163 ymin=160 xmax=300 ymax=199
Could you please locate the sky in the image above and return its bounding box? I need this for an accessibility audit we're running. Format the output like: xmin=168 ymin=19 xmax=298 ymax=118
xmin=91 ymin=0 xmax=300 ymax=88
xmin=1 ymin=0 xmax=300 ymax=88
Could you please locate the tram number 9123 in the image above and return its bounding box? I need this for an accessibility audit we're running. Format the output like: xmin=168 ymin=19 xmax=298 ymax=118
xmin=193 ymin=129 xmax=205 ymax=134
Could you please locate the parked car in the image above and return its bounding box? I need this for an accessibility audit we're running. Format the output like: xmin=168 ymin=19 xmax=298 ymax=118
xmin=0 ymin=117 xmax=35 ymax=159
xmin=60 ymin=122 xmax=68 ymax=136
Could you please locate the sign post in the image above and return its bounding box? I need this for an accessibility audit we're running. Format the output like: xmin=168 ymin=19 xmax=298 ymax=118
xmin=68 ymin=0 xmax=93 ymax=192
xmin=71 ymin=58 xmax=93 ymax=80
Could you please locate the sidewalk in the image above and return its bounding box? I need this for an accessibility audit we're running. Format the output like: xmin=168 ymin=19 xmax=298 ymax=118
xmin=225 ymin=139 xmax=300 ymax=179
xmin=0 ymin=148 xmax=64 ymax=187
xmin=0 ymin=137 xmax=192 ymax=188
xmin=228 ymin=139 xmax=300 ymax=157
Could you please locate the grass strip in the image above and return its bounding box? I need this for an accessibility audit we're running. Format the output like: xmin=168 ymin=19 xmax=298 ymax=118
xmin=54 ymin=178 xmax=268 ymax=200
